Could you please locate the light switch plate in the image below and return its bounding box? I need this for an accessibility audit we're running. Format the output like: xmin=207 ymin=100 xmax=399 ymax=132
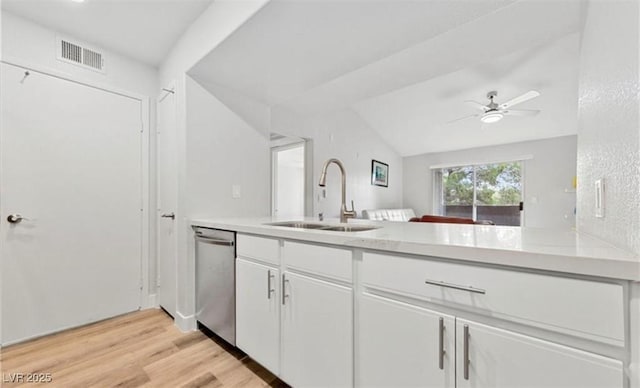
xmin=595 ymin=179 xmax=604 ymax=218
xmin=232 ymin=185 xmax=241 ymax=199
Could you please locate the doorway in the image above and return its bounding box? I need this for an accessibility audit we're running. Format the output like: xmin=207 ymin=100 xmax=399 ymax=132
xmin=271 ymin=134 xmax=313 ymax=218
xmin=0 ymin=63 xmax=144 ymax=345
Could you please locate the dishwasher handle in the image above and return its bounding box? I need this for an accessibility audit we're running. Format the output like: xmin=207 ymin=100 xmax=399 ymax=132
xmin=195 ymin=234 xmax=235 ymax=246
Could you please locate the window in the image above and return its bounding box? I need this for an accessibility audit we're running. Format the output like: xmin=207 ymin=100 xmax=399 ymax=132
xmin=434 ymin=161 xmax=523 ymax=226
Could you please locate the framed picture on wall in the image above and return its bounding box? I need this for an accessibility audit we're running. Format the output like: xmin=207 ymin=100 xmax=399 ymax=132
xmin=371 ymin=160 xmax=389 ymax=187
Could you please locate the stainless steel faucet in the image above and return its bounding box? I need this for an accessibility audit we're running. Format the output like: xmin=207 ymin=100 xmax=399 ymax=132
xmin=318 ymin=158 xmax=356 ymax=223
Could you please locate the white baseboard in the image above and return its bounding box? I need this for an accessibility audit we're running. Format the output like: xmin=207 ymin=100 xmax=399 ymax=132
xmin=145 ymin=293 xmax=158 ymax=309
xmin=174 ymin=310 xmax=197 ymax=332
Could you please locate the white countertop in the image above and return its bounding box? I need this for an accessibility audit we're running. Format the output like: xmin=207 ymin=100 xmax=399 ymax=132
xmin=191 ymin=217 xmax=640 ymax=281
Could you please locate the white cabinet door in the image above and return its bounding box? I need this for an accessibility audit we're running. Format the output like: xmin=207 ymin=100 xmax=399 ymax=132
xmin=358 ymin=293 xmax=455 ymax=388
xmin=236 ymin=259 xmax=280 ymax=374
xmin=282 ymin=272 xmax=353 ymax=388
xmin=456 ymin=319 xmax=624 ymax=388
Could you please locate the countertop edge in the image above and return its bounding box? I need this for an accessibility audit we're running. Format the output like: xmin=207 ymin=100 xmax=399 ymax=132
xmin=190 ymin=219 xmax=640 ymax=282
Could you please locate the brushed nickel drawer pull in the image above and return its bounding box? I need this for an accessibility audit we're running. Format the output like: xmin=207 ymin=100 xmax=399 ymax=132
xmin=424 ymin=279 xmax=486 ymax=294
xmin=281 ymin=274 xmax=289 ymax=305
xmin=463 ymin=324 xmax=470 ymax=380
xmin=438 ymin=317 xmax=445 ymax=370
xmin=267 ymin=270 xmax=275 ymax=300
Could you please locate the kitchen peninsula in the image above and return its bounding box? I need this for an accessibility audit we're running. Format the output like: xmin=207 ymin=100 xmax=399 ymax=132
xmin=191 ymin=217 xmax=640 ymax=388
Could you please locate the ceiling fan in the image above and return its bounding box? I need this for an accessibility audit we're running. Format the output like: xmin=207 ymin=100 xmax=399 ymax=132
xmin=448 ymin=90 xmax=541 ymax=124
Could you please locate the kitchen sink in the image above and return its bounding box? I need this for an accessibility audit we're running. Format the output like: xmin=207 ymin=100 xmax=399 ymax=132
xmin=265 ymin=221 xmax=379 ymax=232
xmin=266 ymin=221 xmax=331 ymax=229
xmin=321 ymin=225 xmax=379 ymax=232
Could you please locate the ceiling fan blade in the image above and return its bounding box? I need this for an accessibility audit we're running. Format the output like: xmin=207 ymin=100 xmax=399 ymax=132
xmin=499 ymin=90 xmax=540 ymax=109
xmin=503 ymin=109 xmax=540 ymax=117
xmin=464 ymin=100 xmax=488 ymax=111
xmin=446 ymin=113 xmax=480 ymax=124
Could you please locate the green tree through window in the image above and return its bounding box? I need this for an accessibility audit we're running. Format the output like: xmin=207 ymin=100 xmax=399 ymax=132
xmin=439 ymin=161 xmax=522 ymax=226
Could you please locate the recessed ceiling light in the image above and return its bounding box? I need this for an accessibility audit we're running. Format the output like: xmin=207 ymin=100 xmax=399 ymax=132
xmin=70 ymin=0 xmax=85 ymax=3
xmin=480 ymin=111 xmax=503 ymax=124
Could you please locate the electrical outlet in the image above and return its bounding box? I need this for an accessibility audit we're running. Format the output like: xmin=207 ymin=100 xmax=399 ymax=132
xmin=232 ymin=185 xmax=241 ymax=199
xmin=595 ymin=179 xmax=604 ymax=218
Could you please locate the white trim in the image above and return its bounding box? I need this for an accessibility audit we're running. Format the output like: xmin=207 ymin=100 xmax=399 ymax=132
xmin=174 ymin=310 xmax=197 ymax=332
xmin=156 ymin=80 xmax=178 ymax=316
xmin=147 ymin=294 xmax=159 ymax=308
xmin=2 ymin=57 xmax=145 ymax=101
xmin=140 ymin=96 xmax=151 ymax=309
xmin=272 ymin=139 xmax=305 ymax=151
xmin=429 ymin=154 xmax=534 ymax=170
xmin=271 ymin=148 xmax=279 ymax=216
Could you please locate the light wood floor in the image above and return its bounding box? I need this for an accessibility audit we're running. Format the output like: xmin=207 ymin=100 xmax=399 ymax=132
xmin=0 ymin=309 xmax=288 ymax=387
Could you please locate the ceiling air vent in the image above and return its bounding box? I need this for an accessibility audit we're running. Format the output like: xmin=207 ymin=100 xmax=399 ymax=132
xmin=57 ymin=36 xmax=106 ymax=73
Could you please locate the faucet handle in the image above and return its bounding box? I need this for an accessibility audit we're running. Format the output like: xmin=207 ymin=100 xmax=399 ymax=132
xmin=346 ymin=200 xmax=357 ymax=218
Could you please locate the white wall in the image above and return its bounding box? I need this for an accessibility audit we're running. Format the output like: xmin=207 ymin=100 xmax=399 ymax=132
xmin=2 ymin=12 xmax=157 ymax=97
xmin=576 ymin=0 xmax=640 ymax=254
xmin=168 ymin=74 xmax=271 ymax=331
xmin=156 ymin=0 xmax=269 ymax=331
xmin=186 ymin=75 xmax=271 ymax=219
xmin=403 ymin=136 xmax=577 ymax=228
xmin=272 ymin=107 xmax=403 ymax=219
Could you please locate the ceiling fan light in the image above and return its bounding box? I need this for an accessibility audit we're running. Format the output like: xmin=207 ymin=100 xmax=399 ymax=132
xmin=481 ymin=111 xmax=504 ymax=124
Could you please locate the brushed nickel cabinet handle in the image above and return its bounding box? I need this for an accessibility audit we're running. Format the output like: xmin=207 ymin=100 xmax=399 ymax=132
xmin=463 ymin=324 xmax=470 ymax=380
xmin=439 ymin=317 xmax=445 ymax=370
xmin=424 ymin=279 xmax=486 ymax=294
xmin=267 ymin=270 xmax=275 ymax=300
xmin=281 ymin=274 xmax=289 ymax=305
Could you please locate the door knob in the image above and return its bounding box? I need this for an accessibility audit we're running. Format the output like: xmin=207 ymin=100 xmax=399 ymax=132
xmin=161 ymin=213 xmax=175 ymax=220
xmin=7 ymin=214 xmax=26 ymax=224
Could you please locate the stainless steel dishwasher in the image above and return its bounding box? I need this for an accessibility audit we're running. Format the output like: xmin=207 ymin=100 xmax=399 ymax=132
xmin=193 ymin=226 xmax=236 ymax=346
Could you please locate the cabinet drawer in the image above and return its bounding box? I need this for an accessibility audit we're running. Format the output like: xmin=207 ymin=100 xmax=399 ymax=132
xmin=283 ymin=241 xmax=352 ymax=282
xmin=362 ymin=252 xmax=625 ymax=345
xmin=237 ymin=234 xmax=280 ymax=265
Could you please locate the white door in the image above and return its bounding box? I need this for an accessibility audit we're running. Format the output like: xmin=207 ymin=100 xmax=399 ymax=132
xmin=236 ymin=258 xmax=280 ymax=374
xmin=281 ymin=272 xmax=353 ymax=387
xmin=0 ymin=64 xmax=143 ymax=345
xmin=157 ymin=86 xmax=178 ymax=316
xmin=456 ymin=319 xmax=624 ymax=388
xmin=359 ymin=293 xmax=455 ymax=388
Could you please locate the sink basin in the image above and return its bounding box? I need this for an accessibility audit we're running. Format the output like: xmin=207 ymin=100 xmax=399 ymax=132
xmin=267 ymin=221 xmax=330 ymax=229
xmin=265 ymin=221 xmax=379 ymax=232
xmin=321 ymin=225 xmax=379 ymax=232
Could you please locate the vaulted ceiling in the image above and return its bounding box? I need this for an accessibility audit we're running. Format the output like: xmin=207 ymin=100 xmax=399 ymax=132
xmin=190 ymin=0 xmax=584 ymax=156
